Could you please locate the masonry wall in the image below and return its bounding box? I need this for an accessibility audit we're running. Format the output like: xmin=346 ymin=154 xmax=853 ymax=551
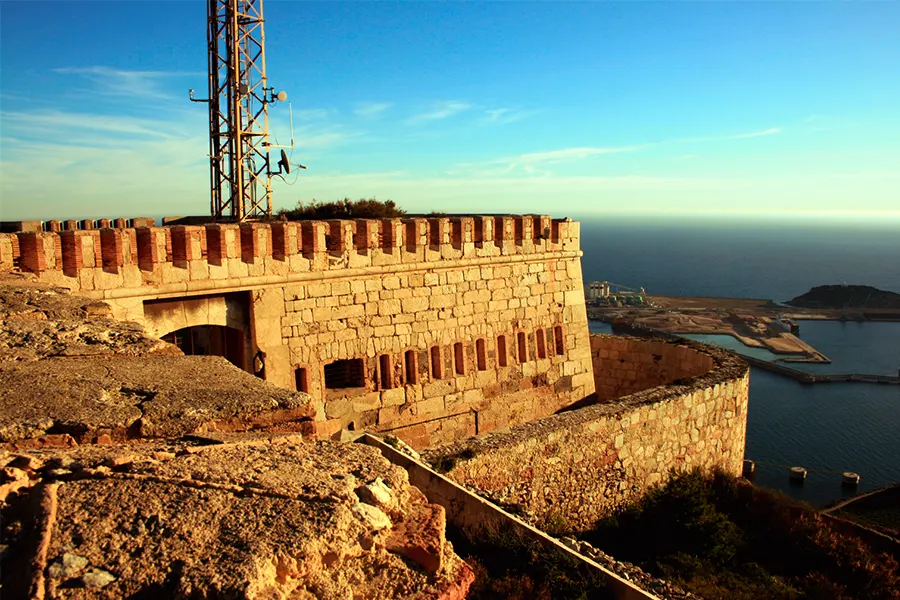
xmin=0 ymin=215 xmax=594 ymax=448
xmin=279 ymin=253 xmax=592 ymax=447
xmin=591 ymin=335 xmax=714 ymax=402
xmin=422 ymin=335 xmax=750 ymax=530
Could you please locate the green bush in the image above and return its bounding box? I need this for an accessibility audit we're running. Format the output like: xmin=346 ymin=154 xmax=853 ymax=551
xmin=584 ymin=469 xmax=900 ymax=600
xmin=276 ymin=198 xmax=405 ymax=220
xmin=589 ymin=469 xmax=740 ymax=569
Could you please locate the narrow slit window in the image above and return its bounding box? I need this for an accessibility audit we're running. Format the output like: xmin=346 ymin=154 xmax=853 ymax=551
xmin=497 ymin=335 xmax=508 ymax=367
xmin=554 ymin=325 xmax=565 ymax=355
xmin=324 ymin=358 xmax=365 ymax=389
xmin=546 ymin=328 xmax=556 ymax=356
xmin=536 ymin=329 xmax=547 ymax=359
xmin=404 ymin=349 xmax=418 ymax=385
xmin=517 ymin=332 xmax=527 ymax=364
xmin=454 ymin=342 xmax=465 ymax=375
xmin=379 ymin=354 xmax=393 ymax=390
xmin=295 ymin=367 xmax=309 ymax=393
xmin=476 ymin=339 xmax=487 ymax=371
xmin=430 ymin=346 xmax=443 ymax=380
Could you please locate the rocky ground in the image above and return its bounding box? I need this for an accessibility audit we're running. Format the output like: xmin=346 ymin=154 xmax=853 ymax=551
xmin=558 ymin=537 xmax=700 ymax=600
xmin=1 ymin=435 xmax=473 ymax=599
xmin=0 ymin=277 xmax=474 ymax=599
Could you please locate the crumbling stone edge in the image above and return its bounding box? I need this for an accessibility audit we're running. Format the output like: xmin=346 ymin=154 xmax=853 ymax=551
xmin=358 ymin=433 xmax=660 ymax=600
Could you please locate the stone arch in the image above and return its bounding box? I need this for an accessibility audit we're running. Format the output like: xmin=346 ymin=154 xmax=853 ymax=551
xmin=142 ymin=292 xmax=252 ymax=371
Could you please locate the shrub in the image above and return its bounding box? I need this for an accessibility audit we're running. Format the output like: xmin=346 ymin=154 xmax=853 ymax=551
xmin=584 ymin=469 xmax=900 ymax=600
xmin=276 ymin=198 xmax=405 ymax=220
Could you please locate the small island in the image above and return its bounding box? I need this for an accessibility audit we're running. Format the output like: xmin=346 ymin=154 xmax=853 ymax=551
xmin=786 ymin=285 xmax=900 ymax=310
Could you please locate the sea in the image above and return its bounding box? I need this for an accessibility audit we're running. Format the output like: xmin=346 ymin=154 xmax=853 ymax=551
xmin=579 ymin=215 xmax=900 ymax=507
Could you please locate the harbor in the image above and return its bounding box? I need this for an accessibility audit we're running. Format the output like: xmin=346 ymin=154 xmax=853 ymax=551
xmin=586 ymin=281 xmax=900 ymax=368
xmin=586 ymin=281 xmax=900 ymax=388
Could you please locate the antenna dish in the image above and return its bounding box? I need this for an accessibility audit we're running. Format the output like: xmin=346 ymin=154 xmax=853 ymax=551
xmin=276 ymin=90 xmax=288 ymax=102
xmin=278 ymin=149 xmax=290 ymax=175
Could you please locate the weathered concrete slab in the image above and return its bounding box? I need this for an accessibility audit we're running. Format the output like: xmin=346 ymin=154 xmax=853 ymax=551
xmin=0 ymin=355 xmax=315 ymax=445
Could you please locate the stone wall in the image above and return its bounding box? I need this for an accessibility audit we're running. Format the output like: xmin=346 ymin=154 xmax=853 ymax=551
xmin=591 ymin=335 xmax=714 ymax=401
xmin=423 ymin=335 xmax=750 ymax=530
xmin=278 ymin=252 xmax=592 ymax=447
xmin=0 ymin=216 xmax=594 ymax=448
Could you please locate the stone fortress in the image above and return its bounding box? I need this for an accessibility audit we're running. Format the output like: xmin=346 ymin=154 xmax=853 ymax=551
xmin=2 ymin=215 xmax=595 ymax=448
xmin=0 ymin=214 xmax=750 ymax=598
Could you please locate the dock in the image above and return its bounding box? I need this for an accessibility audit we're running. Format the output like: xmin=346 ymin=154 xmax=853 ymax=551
xmin=741 ymin=355 xmax=900 ymax=385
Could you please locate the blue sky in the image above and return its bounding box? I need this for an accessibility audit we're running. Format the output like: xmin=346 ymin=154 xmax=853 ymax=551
xmin=1 ymin=1 xmax=899 ymax=221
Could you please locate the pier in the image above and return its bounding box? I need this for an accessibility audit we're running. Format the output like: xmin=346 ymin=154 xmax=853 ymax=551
xmin=741 ymin=355 xmax=900 ymax=385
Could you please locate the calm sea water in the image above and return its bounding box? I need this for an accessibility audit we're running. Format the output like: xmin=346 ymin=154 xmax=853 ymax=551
xmin=580 ymin=217 xmax=900 ymax=506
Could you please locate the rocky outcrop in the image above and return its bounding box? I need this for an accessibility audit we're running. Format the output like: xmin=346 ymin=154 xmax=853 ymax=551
xmin=0 ymin=279 xmax=176 ymax=363
xmin=1 ymin=436 xmax=474 ymax=599
xmin=0 ymin=355 xmax=316 ymax=447
xmin=786 ymin=284 xmax=900 ymax=309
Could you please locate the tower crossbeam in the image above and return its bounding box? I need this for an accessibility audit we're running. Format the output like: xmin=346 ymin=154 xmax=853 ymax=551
xmin=203 ymin=0 xmax=273 ymax=221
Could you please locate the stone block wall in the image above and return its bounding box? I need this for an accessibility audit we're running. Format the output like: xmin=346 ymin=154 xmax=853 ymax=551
xmin=279 ymin=253 xmax=593 ymax=448
xmin=591 ymin=335 xmax=714 ymax=401
xmin=423 ymin=335 xmax=750 ymax=530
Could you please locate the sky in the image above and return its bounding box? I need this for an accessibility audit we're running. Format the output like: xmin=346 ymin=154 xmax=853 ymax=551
xmin=1 ymin=1 xmax=899 ymax=222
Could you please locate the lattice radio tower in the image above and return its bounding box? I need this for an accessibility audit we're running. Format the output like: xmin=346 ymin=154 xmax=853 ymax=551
xmin=190 ymin=0 xmax=292 ymax=221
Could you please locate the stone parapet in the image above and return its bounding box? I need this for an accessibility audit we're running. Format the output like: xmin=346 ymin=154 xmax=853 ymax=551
xmin=422 ymin=335 xmax=750 ymax=530
xmin=0 ymin=217 xmax=155 ymax=234
xmin=590 ymin=335 xmax=715 ymax=402
xmin=0 ymin=216 xmax=579 ymax=294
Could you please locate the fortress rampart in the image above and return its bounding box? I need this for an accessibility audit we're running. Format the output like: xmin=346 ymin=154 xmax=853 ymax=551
xmin=423 ymin=335 xmax=750 ymax=530
xmin=0 ymin=215 xmax=594 ymax=448
xmin=591 ymin=335 xmax=715 ymax=401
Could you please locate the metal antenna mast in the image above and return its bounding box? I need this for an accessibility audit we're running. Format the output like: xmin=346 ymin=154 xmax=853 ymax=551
xmin=191 ymin=0 xmax=288 ymax=221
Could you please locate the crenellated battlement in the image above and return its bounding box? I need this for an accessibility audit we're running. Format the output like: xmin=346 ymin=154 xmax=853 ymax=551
xmin=0 ymin=215 xmax=580 ymax=296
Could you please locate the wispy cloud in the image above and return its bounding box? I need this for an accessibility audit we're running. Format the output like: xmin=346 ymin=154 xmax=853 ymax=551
xmin=514 ymin=147 xmax=638 ymax=164
xmin=679 ymin=127 xmax=782 ymax=144
xmin=53 ymin=66 xmax=201 ymax=101
xmin=1 ymin=109 xmax=186 ymax=141
xmin=355 ymin=102 xmax=393 ymax=117
xmin=407 ymin=101 xmax=472 ymax=124
xmin=484 ymin=107 xmax=540 ymax=125
xmin=0 ymin=100 xmax=354 ymax=220
xmin=728 ymin=127 xmax=781 ymax=139
xmin=457 ymin=145 xmax=641 ymax=176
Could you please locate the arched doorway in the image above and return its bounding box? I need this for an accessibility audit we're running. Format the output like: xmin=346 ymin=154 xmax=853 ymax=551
xmin=162 ymin=325 xmax=246 ymax=371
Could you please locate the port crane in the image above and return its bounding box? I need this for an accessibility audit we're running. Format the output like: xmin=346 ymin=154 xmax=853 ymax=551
xmin=189 ymin=0 xmax=298 ymax=222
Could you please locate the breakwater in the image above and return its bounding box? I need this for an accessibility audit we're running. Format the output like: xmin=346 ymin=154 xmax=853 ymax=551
xmin=741 ymin=355 xmax=900 ymax=385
